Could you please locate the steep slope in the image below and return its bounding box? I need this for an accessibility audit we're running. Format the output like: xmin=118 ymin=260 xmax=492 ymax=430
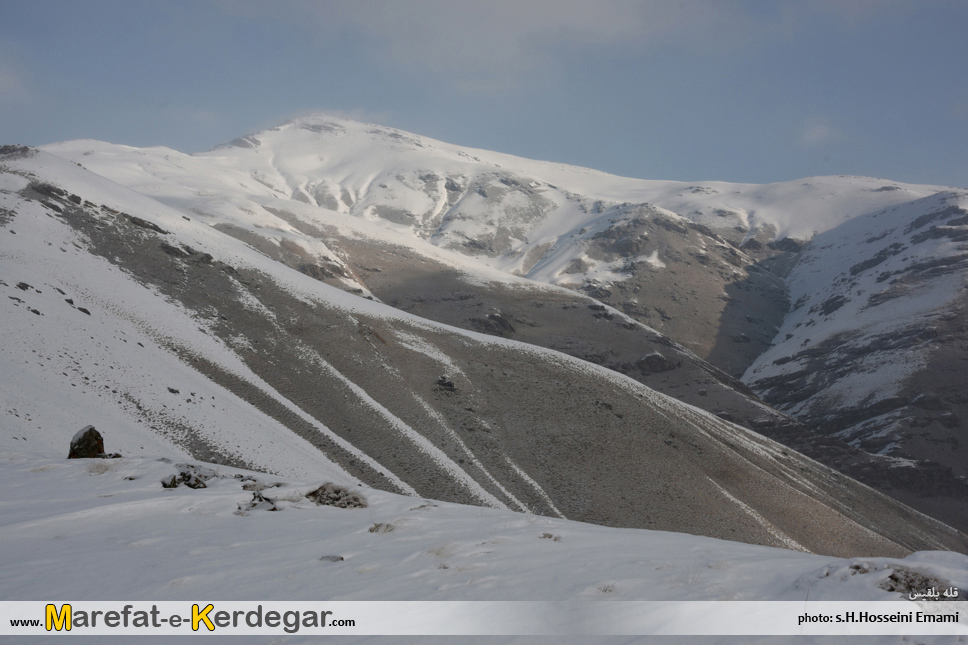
xmin=745 ymin=190 xmax=968 ymax=530
xmin=3 ymin=146 xmax=967 ymax=557
xmin=43 ymin=116 xmax=947 ymax=374
xmin=39 ymin=116 xmax=968 ymax=529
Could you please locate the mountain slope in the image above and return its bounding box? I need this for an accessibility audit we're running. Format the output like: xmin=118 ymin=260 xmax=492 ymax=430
xmin=38 ymin=116 xmax=968 ymax=531
xmin=3 ymin=448 xmax=966 ymax=608
xmin=43 ymin=116 xmax=948 ymax=372
xmin=3 ymin=146 xmax=967 ymax=557
xmin=744 ymin=189 xmax=968 ymax=529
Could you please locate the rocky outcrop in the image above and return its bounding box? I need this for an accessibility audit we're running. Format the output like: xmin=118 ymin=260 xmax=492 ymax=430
xmin=68 ymin=425 xmax=121 ymax=459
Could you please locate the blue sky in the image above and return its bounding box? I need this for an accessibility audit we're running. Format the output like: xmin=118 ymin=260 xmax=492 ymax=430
xmin=1 ymin=0 xmax=966 ymax=188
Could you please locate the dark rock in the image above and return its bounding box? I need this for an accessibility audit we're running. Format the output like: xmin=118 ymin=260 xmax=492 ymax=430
xmin=69 ymin=426 xmax=104 ymax=459
xmin=15 ymin=282 xmax=31 ymax=291
xmin=879 ymin=566 xmax=962 ymax=600
xmin=769 ymin=237 xmax=806 ymax=253
xmin=850 ymin=243 xmax=905 ymax=276
xmin=818 ymin=295 xmax=849 ymax=316
xmin=911 ymin=394 xmax=946 ymax=411
xmin=435 ymin=375 xmax=458 ymax=392
xmin=653 ymin=217 xmax=688 ymax=234
xmin=298 ymin=263 xmax=342 ymax=280
xmin=163 ymin=464 xmax=216 ymax=489
xmin=77 ymin=307 xmax=91 ymax=315
xmin=613 ymin=236 xmax=645 ymax=255
xmin=125 ymin=215 xmax=168 ymax=235
xmin=636 ymin=352 xmax=676 ymax=374
xmin=470 ymin=313 xmax=516 ymax=338
xmin=305 ymin=483 xmax=368 ymax=508
xmin=236 ymin=490 xmax=277 ymax=513
xmin=30 ymin=183 xmax=66 ymax=198
xmin=180 ymin=472 xmax=208 ymax=489
xmin=0 ymin=145 xmax=32 ymax=158
xmin=586 ymin=286 xmax=612 ymax=300
xmin=319 ymin=555 xmax=344 ymax=562
xmin=160 ymin=242 xmax=190 ymax=258
xmin=905 ymin=205 xmax=967 ymax=233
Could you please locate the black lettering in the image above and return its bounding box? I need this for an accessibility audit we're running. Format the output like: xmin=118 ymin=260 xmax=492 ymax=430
xmin=72 ymin=612 xmax=89 ymax=628
xmin=214 ymin=611 xmax=230 ymax=628
xmin=104 ymin=611 xmax=120 ymax=627
xmin=91 ymin=610 xmax=103 ymax=627
xmin=321 ymin=610 xmax=333 ymax=627
xmin=133 ymin=611 xmax=149 ymax=627
xmin=169 ymin=615 xmax=181 ymax=628
xmin=265 ymin=611 xmax=280 ymax=627
xmin=151 ymin=606 xmax=161 ymax=628
xmin=283 ymin=611 xmax=299 ymax=634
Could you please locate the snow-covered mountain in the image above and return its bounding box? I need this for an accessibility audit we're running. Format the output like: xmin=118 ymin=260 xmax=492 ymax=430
xmin=8 ymin=116 xmax=968 ymax=635
xmin=35 ymin=115 xmax=968 ymax=534
xmin=5 ymin=144 xmax=963 ymax=559
xmin=744 ymin=189 xmax=968 ymax=529
xmin=43 ymin=117 xmax=947 ymax=372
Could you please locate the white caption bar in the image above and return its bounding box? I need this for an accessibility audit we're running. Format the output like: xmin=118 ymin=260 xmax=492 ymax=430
xmin=1 ymin=601 xmax=965 ymax=636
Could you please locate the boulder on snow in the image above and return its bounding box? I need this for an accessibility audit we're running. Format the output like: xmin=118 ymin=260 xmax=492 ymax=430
xmin=68 ymin=425 xmax=108 ymax=459
xmin=68 ymin=426 xmax=122 ymax=459
xmin=305 ymin=483 xmax=368 ymax=508
xmin=161 ymin=464 xmax=216 ymax=489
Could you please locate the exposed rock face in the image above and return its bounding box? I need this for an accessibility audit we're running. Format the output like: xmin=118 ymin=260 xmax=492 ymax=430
xmin=305 ymin=483 xmax=368 ymax=509
xmin=744 ymin=191 xmax=968 ymax=531
xmin=68 ymin=425 xmax=104 ymax=459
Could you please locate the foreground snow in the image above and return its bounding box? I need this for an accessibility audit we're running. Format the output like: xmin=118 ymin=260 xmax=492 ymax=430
xmin=2 ymin=446 xmax=967 ymax=643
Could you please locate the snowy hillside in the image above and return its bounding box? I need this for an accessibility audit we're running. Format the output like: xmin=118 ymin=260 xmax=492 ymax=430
xmin=3 ymin=143 xmax=967 ymax=558
xmin=4 ymin=447 xmax=967 ymax=603
xmin=3 ymin=447 xmax=968 ymax=642
xmin=43 ymin=116 xmax=948 ymax=367
xmin=37 ymin=116 xmax=968 ymax=534
xmin=6 ymin=116 xmax=968 ymax=641
xmin=744 ymin=189 xmax=968 ymax=529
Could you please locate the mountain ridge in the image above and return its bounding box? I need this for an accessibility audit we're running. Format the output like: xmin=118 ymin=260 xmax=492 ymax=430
xmin=37 ymin=117 xmax=968 ymax=534
xmin=3 ymin=144 xmax=967 ymax=557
